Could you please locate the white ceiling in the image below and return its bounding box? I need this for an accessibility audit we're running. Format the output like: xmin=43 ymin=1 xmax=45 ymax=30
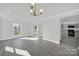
xmin=0 ymin=3 xmax=79 ymax=23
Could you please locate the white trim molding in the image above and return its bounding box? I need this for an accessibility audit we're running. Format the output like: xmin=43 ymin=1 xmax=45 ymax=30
xmin=39 ymin=8 xmax=79 ymax=22
xmin=43 ymin=38 xmax=60 ymax=44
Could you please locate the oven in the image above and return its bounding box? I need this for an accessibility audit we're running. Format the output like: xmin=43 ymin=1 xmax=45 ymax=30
xmin=68 ymin=25 xmax=75 ymax=37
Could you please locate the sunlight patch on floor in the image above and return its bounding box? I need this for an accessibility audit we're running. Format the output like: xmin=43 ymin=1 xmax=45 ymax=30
xmin=5 ymin=46 xmax=14 ymax=53
xmin=15 ymin=48 xmax=30 ymax=56
xmin=5 ymin=46 xmax=31 ymax=56
xmin=20 ymin=37 xmax=39 ymax=40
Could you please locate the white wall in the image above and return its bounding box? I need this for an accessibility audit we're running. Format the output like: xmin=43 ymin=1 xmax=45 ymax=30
xmin=0 ymin=17 xmax=2 ymax=39
xmin=41 ymin=16 xmax=61 ymax=44
xmin=0 ymin=15 xmax=33 ymax=40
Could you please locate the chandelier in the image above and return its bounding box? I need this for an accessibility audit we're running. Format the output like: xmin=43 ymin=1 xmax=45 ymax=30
xmin=30 ymin=3 xmax=44 ymax=16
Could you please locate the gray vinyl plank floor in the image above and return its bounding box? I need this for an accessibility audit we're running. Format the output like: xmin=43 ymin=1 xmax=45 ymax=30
xmin=0 ymin=38 xmax=78 ymax=56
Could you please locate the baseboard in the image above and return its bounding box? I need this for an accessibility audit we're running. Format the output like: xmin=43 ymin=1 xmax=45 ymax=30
xmin=43 ymin=38 xmax=60 ymax=44
xmin=0 ymin=38 xmax=13 ymax=41
xmin=0 ymin=37 xmax=60 ymax=45
xmin=0 ymin=35 xmax=34 ymax=41
xmin=0 ymin=36 xmax=28 ymax=41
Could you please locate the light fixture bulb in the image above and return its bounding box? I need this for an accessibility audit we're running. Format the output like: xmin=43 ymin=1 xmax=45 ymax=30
xmin=30 ymin=9 xmax=34 ymax=15
xmin=39 ymin=9 xmax=44 ymax=14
